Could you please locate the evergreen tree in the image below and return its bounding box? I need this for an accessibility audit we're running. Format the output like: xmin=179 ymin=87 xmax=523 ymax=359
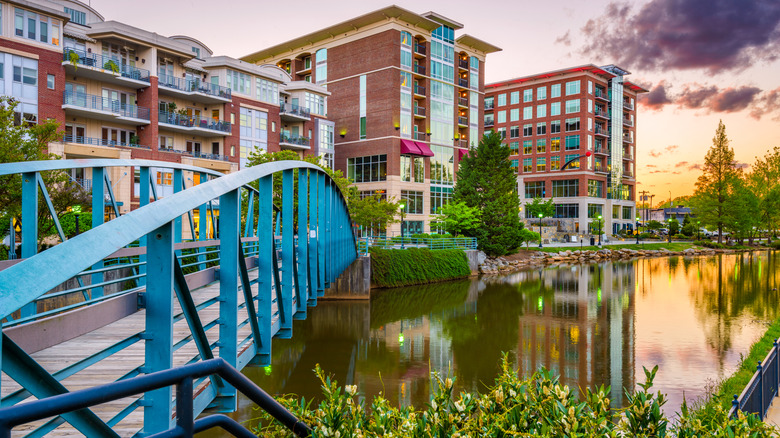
xmin=689 ymin=121 xmax=740 ymax=244
xmin=453 ymin=132 xmax=522 ymax=256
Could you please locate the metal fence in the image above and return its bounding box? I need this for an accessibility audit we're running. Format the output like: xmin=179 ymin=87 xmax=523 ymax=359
xmin=730 ymin=339 xmax=780 ymax=419
xmin=357 ymin=236 xmax=477 ymax=254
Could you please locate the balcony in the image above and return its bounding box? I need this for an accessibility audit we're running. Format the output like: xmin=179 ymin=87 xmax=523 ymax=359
xmin=594 ymin=125 xmax=608 ymax=137
xmin=594 ymin=108 xmax=609 ymax=119
xmin=279 ymin=134 xmax=310 ymax=150
xmin=63 ymin=91 xmax=150 ymax=125
xmin=594 ymin=165 xmax=609 ymax=174
xmin=62 ymin=49 xmax=150 ymax=89
xmin=623 ymin=169 xmax=634 ymax=177
xmin=414 ymin=106 xmax=426 ymax=118
xmin=279 ymin=102 xmax=311 ymax=122
xmin=623 ymin=100 xmax=634 ymax=110
xmin=623 ymin=118 xmax=634 ymax=127
xmin=455 ymin=139 xmax=468 ymax=148
xmin=594 ymin=89 xmax=609 ymax=101
xmin=623 ymin=133 xmax=633 ymax=144
xmin=158 ymin=75 xmax=232 ymax=104
xmin=484 ymin=102 xmax=494 ymax=111
xmin=63 ymin=134 xmax=150 ymax=150
xmin=414 ymin=43 xmax=426 ymax=57
xmin=458 ymin=59 xmax=469 ymax=70
xmin=458 ymin=97 xmax=468 ymax=108
xmin=414 ymin=85 xmax=426 ymax=97
xmin=458 ymin=78 xmax=468 ymax=88
xmin=458 ymin=116 xmax=468 ymax=127
xmin=413 ymin=64 xmax=426 ymax=76
xmin=593 ymin=146 xmax=609 ymax=155
xmin=484 ymin=119 xmax=494 ymax=128
xmin=158 ymin=146 xmax=230 ymax=162
xmin=158 ymin=110 xmax=232 ymax=137
xmin=414 ymin=131 xmax=427 ymax=141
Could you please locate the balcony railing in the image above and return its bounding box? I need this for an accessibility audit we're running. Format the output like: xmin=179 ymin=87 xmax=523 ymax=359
xmin=62 ymin=48 xmax=150 ymax=83
xmin=63 ymin=134 xmax=150 ymax=149
xmin=158 ymin=110 xmax=232 ymax=133
xmin=63 ymin=91 xmax=151 ymax=120
xmin=455 ymin=139 xmax=468 ymax=148
xmin=414 ymin=131 xmax=427 ymax=141
xmin=594 ymin=89 xmax=609 ymax=100
xmin=280 ymin=134 xmax=310 ymax=147
xmin=158 ymin=75 xmax=231 ymax=100
xmin=279 ymin=102 xmax=311 ymax=118
xmin=414 ymin=106 xmax=426 ymax=117
xmin=458 ymin=78 xmax=468 ymax=88
xmin=594 ymin=108 xmax=609 ymax=118
xmin=594 ymin=146 xmax=608 ymax=154
xmin=414 ymin=85 xmax=426 ymax=96
xmin=414 ymin=43 xmax=426 ymax=56
xmin=458 ymin=59 xmax=469 ymax=69
xmin=594 ymin=125 xmax=608 ymax=136
xmin=458 ymin=116 xmax=468 ymax=126
xmin=484 ymin=119 xmax=494 ymax=127
xmin=623 ymin=134 xmax=633 ymax=143
xmin=158 ymin=146 xmax=230 ymax=161
xmin=458 ymin=97 xmax=468 ymax=107
xmin=413 ymin=64 xmax=426 ymax=75
xmin=623 ymin=118 xmax=634 ymax=127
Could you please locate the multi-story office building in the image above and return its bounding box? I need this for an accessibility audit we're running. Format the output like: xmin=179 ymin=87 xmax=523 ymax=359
xmin=1 ymin=0 xmax=332 ymax=222
xmin=242 ymin=6 xmax=500 ymax=235
xmin=485 ymin=65 xmax=647 ymax=236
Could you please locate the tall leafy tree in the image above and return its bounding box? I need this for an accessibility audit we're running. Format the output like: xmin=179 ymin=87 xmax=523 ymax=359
xmin=454 ymin=132 xmax=523 ymax=256
xmin=689 ymin=121 xmax=740 ymax=244
xmin=747 ymin=146 xmax=780 ymax=239
xmin=431 ymin=201 xmax=481 ymax=236
xmin=524 ymin=197 xmax=555 ymax=220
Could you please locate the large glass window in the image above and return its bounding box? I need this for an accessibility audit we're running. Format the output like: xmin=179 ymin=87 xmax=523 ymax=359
xmin=315 ymin=48 xmax=327 ymax=84
xmin=550 ymin=156 xmax=561 ymax=170
xmin=430 ymin=145 xmax=454 ymax=185
xmin=510 ymin=126 xmax=520 ymax=138
xmin=588 ymin=204 xmax=603 ymax=218
xmin=347 ymin=155 xmax=387 ymax=183
xmin=536 ymin=157 xmax=546 ymax=172
xmin=551 ymin=84 xmax=561 ymax=98
xmin=401 ymin=190 xmax=424 ymax=214
xmin=359 ymin=75 xmax=366 ymax=139
xmin=564 ymin=154 xmax=580 ymax=169
xmin=554 ymin=204 xmax=579 ymax=218
xmin=497 ymin=110 xmax=506 ymax=124
xmin=551 ymin=102 xmax=561 ymax=116
xmin=565 ymin=118 xmax=580 ymax=131
xmin=5 ymin=53 xmax=38 ymax=124
xmin=525 ymin=181 xmax=545 ymax=198
xmin=523 ymin=89 xmax=533 ymax=103
xmin=565 ymin=135 xmax=580 ymax=150
xmin=238 ymin=107 xmax=267 ymax=167
xmin=537 ymin=104 xmax=546 ymax=118
xmin=565 ymin=99 xmax=580 ymax=114
xmin=509 ymin=141 xmax=519 ymax=154
xmin=400 ymin=155 xmax=424 ymax=183
xmin=523 ymin=124 xmax=533 ymax=137
xmin=509 ymin=108 xmax=519 ymax=122
xmin=226 ymin=69 xmax=250 ymax=95
xmin=623 ymin=206 xmax=633 ymax=220
xmin=565 ymin=80 xmax=580 ymax=95
xmin=551 ymin=120 xmax=561 ymax=134
xmin=523 ymin=107 xmax=532 ymax=120
xmin=510 ymin=91 xmax=520 ymax=105
xmin=523 ymin=158 xmax=532 ymax=173
xmin=523 ymin=140 xmax=532 ymax=154
xmin=550 ymin=137 xmax=561 ymax=152
xmin=537 ymin=122 xmax=546 ymax=135
xmin=497 ymin=94 xmax=506 ymax=106
xmin=256 ymin=79 xmax=279 ymax=104
xmin=14 ymin=8 xmax=60 ymax=46
xmin=536 ymin=138 xmax=546 ymax=153
xmin=305 ymin=92 xmax=325 ymax=116
xmin=430 ymin=186 xmax=452 ymax=215
xmin=588 ymin=180 xmax=603 ymax=197
xmin=537 ymin=87 xmax=547 ymax=100
xmin=552 ymin=180 xmax=579 ymax=197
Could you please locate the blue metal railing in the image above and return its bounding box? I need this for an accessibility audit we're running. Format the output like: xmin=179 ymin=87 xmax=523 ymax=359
xmin=357 ymin=236 xmax=477 ymax=254
xmin=280 ymin=134 xmax=310 ymax=147
xmin=279 ymin=102 xmax=310 ymax=118
xmin=0 ymin=357 xmax=310 ymax=437
xmin=63 ymin=134 xmax=150 ymax=150
xmin=158 ymin=110 xmax=232 ymax=134
xmin=158 ymin=75 xmax=232 ymax=100
xmin=63 ymin=91 xmax=151 ymax=121
xmin=158 ymin=146 xmax=231 ymax=162
xmin=62 ymin=48 xmax=151 ymax=83
xmin=730 ymin=339 xmax=780 ymax=419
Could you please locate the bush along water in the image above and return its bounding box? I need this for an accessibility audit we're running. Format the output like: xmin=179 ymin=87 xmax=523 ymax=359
xmin=251 ymin=356 xmax=775 ymax=437
xmin=369 ymin=247 xmax=471 ymax=287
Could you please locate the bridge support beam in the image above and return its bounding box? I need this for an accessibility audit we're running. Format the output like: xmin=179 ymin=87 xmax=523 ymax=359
xmin=91 ymin=167 xmax=105 ymax=298
xmin=143 ymin=221 xmax=174 ymax=435
xmin=279 ymin=170 xmax=294 ymax=338
xmin=307 ymin=171 xmax=318 ymax=306
xmin=217 ymin=188 xmax=239 ymax=411
xmin=295 ymin=169 xmax=308 ymax=319
xmin=257 ymin=176 xmax=273 ymax=364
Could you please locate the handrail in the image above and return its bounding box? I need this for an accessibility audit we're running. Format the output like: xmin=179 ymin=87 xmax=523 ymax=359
xmin=0 ymin=158 xmax=225 ymax=177
xmin=729 ymin=339 xmax=780 ymax=419
xmin=0 ymin=358 xmax=311 ymax=437
xmin=0 ymin=160 xmax=353 ymax=320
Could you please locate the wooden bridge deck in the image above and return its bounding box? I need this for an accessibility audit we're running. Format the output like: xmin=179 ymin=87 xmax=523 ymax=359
xmin=1 ymin=269 xmax=274 ymax=437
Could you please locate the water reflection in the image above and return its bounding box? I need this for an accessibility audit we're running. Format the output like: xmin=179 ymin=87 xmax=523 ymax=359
xmin=224 ymin=251 xmax=780 ymax=426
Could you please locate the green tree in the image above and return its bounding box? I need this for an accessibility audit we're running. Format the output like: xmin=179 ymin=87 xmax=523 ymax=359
xmin=589 ymin=211 xmax=605 ymax=236
xmin=432 ymin=201 xmax=481 ymax=236
xmin=524 ymin=197 xmax=555 ymax=220
xmin=689 ymin=121 xmax=741 ymax=244
xmin=454 ymin=132 xmax=523 ymax=256
xmin=668 ymin=218 xmax=680 ymax=235
xmin=748 ymin=146 xmax=780 ymax=239
xmin=726 ymin=176 xmax=761 ymax=244
xmin=646 ymin=220 xmax=663 ymax=232
xmin=518 ymin=228 xmax=540 ymax=249
xmin=0 ymin=97 xmax=89 ymax=247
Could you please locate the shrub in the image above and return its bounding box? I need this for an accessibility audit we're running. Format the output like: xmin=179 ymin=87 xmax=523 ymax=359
xmin=771 ymin=241 xmax=780 ymax=250
xmin=369 ymin=247 xmax=470 ymax=287
xmin=695 ymin=240 xmax=727 ymax=249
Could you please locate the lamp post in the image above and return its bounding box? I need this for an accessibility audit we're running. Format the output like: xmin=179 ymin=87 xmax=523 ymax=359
xmin=399 ymin=201 xmax=406 ymax=249
xmin=538 ymin=213 xmax=543 ymax=249
xmin=597 ymin=215 xmax=603 ymax=246
xmin=636 ymin=216 xmax=641 ymax=245
xmin=668 ymin=219 xmax=672 ymax=244
xmin=697 ymin=220 xmax=700 ymax=240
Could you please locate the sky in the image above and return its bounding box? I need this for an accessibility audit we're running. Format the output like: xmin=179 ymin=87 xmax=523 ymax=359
xmin=87 ymin=0 xmax=780 ymax=202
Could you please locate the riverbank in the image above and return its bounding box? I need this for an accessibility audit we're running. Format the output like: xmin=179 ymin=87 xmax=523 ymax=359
xmin=479 ymin=244 xmax=765 ymax=274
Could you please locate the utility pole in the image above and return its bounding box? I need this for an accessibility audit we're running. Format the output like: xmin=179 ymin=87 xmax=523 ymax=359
xmin=638 ymin=190 xmax=651 ymax=224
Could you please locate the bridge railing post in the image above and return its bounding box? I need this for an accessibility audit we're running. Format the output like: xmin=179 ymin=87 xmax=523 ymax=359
xmin=138 ymin=166 xmax=151 ymax=286
xmin=307 ymin=171 xmax=318 ymax=306
xmin=217 ymin=188 xmax=239 ymax=410
xmin=143 ymin=221 xmax=174 ymax=435
xmin=279 ymin=169 xmax=294 ymax=338
xmin=90 ymin=167 xmax=105 ymax=298
xmin=20 ymin=172 xmax=38 ymax=317
xmin=296 ymin=169 xmax=308 ymax=317
xmin=257 ymin=175 xmax=273 ymax=364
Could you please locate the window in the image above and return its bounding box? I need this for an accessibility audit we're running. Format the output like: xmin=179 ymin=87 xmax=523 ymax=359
xmin=536 ymin=138 xmax=546 ymax=153
xmin=525 ymin=181 xmax=545 ymax=198
xmin=523 ymin=89 xmax=533 ymax=103
xmin=537 ymin=87 xmax=547 ymax=100
xmin=14 ymin=8 xmax=60 ymax=46
xmin=523 ymin=107 xmax=532 ymax=120
xmin=400 ymin=31 xmax=412 ymax=46
xmin=565 ymin=135 xmax=580 ymax=150
xmin=64 ymin=7 xmax=86 ymax=25
xmin=588 ymin=180 xmax=603 ymax=197
xmin=511 ymin=159 xmax=519 ymax=170
xmin=238 ymin=107 xmax=268 ymax=166
xmin=430 ymin=186 xmax=452 ymax=215
xmin=551 ymin=120 xmax=561 ymax=134
xmin=523 ymin=140 xmax=532 ymax=155
xmin=6 ymin=54 xmax=38 ymax=124
xmin=588 ymin=204 xmax=603 ymax=218
xmin=348 ymin=155 xmax=387 ymax=183
xmin=623 ymin=206 xmax=633 ymax=220
xmin=537 ymin=122 xmax=546 ymax=135
xmin=537 ymin=104 xmax=546 ymax=118
xmin=551 ymin=102 xmax=561 ymax=116
xmin=484 ymin=113 xmax=494 ymax=126
xmin=536 ymin=157 xmax=546 ymax=172
xmin=550 ymin=137 xmax=561 ymax=152
xmin=523 ymin=158 xmax=532 ymax=173
xmin=554 ymin=204 xmax=579 ymax=218
xmin=564 ymin=154 xmax=580 ymax=168
xmin=226 ymin=69 xmax=250 ymax=95
xmin=523 ymin=124 xmax=533 ymax=137
xmin=550 ymin=156 xmax=561 ymax=170
xmin=588 ymin=80 xmax=593 ymax=94
xmin=497 ymin=110 xmax=506 ymax=124
xmin=510 ymin=126 xmax=519 ymax=138
xmin=305 ymin=92 xmax=325 ymax=116
xmin=565 ymin=99 xmax=580 ymax=114
xmin=192 ymin=47 xmax=201 ymax=58
xmin=497 ymin=127 xmax=506 ymax=139
xmin=315 ymin=48 xmax=327 ymax=84
xmin=565 ymin=118 xmax=580 ymax=131
xmin=612 ymin=205 xmax=620 ymax=218
xmin=256 ymin=79 xmax=279 ymax=104
xmin=497 ymin=93 xmax=506 ymax=106
xmin=359 ymin=75 xmax=366 ymax=139
xmin=588 ymin=99 xmax=593 ymax=113
xmin=47 ymin=74 xmax=54 ymax=89
xmin=157 ymin=172 xmax=173 ymax=186
xmin=552 ymin=180 xmax=579 ymax=197
xmin=509 ymin=108 xmax=519 ymax=122
xmin=484 ymin=96 xmax=494 ymax=110
xmin=565 ymin=80 xmax=580 ymax=95
xmin=510 ymin=91 xmax=520 ymax=105
xmin=551 ymin=84 xmax=561 ymax=98
xmin=401 ymin=190 xmax=423 ymax=214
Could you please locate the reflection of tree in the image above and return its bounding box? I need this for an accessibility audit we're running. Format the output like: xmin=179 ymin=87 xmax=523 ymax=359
xmin=688 ymin=252 xmax=780 ymax=361
xmin=369 ymin=280 xmax=471 ymax=328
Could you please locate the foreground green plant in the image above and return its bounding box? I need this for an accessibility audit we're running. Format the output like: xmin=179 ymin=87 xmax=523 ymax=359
xmin=251 ymin=356 xmax=775 ymax=437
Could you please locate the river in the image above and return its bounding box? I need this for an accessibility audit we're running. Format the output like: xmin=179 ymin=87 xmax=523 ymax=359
xmin=224 ymin=250 xmax=780 ymax=426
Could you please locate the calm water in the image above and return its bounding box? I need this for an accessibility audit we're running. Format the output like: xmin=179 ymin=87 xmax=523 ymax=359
xmin=225 ymin=251 xmax=780 ymax=425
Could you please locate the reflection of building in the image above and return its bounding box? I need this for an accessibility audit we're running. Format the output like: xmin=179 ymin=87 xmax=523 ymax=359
xmin=514 ymin=264 xmax=635 ymax=406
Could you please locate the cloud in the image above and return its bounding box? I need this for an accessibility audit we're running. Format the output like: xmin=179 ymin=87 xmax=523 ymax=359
xmin=688 ymin=163 xmax=702 ymax=171
xmin=735 ymin=162 xmax=751 ymax=170
xmin=576 ymin=0 xmax=780 ymax=74
xmin=648 ymin=150 xmax=662 ymax=158
xmin=641 ymin=81 xmax=673 ymax=110
xmin=639 ymin=82 xmax=776 ymax=117
xmin=646 ymin=164 xmax=657 ymax=168
xmin=675 ymin=161 xmax=689 ymax=168
xmin=750 ymin=87 xmax=780 ymax=120
xmin=555 ymin=31 xmax=572 ymax=47
xmin=665 ymin=145 xmax=679 ymax=153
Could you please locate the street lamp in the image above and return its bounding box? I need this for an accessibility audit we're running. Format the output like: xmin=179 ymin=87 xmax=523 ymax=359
xmin=399 ymin=201 xmax=406 ymax=249
xmin=597 ymin=215 xmax=603 ymax=246
xmin=697 ymin=220 xmax=700 ymax=240
xmin=538 ymin=213 xmax=543 ymax=249
xmin=636 ymin=216 xmax=640 ymax=245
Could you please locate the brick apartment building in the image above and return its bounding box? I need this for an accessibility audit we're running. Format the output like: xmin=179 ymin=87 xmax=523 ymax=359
xmin=242 ymin=6 xmax=500 ymax=235
xmin=1 ymin=0 xmax=332 ymax=228
xmin=485 ymin=65 xmax=648 ymax=237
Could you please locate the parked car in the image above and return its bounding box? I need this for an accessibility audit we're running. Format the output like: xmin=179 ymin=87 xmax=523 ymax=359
xmin=699 ymin=228 xmax=712 ymax=238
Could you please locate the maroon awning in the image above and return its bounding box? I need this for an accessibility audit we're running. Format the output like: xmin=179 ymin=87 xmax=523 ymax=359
xmin=415 ymin=141 xmax=435 ymax=157
xmin=457 ymin=149 xmax=469 ymax=160
xmin=400 ymin=139 xmax=422 ymax=155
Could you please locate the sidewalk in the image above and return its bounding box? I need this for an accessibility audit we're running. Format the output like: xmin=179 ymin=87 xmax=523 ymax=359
xmin=764 ymin=398 xmax=780 ymax=430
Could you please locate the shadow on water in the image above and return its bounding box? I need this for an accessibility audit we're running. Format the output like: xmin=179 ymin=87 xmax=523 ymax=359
xmin=205 ymin=251 xmax=780 ymax=432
